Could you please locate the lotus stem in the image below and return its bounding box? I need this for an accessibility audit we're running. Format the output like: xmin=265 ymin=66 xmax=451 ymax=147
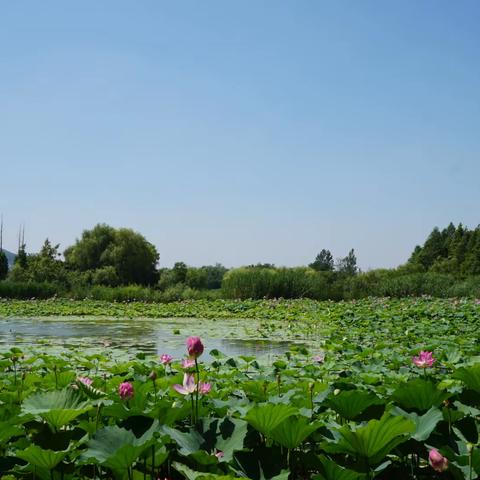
xmin=195 ymin=358 xmax=200 ymax=424
xmin=151 ymin=445 xmax=155 ymax=480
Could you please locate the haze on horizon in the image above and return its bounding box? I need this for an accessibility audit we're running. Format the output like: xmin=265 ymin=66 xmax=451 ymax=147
xmin=1 ymin=1 xmax=479 ymax=270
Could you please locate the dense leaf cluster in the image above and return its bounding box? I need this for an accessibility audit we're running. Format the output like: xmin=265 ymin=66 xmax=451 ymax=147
xmin=0 ymin=298 xmax=479 ymax=479
xmin=408 ymin=223 xmax=480 ymax=275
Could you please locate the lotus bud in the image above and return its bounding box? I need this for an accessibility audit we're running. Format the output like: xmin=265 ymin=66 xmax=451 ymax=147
xmin=429 ymin=448 xmax=448 ymax=472
xmin=186 ymin=336 xmax=204 ymax=358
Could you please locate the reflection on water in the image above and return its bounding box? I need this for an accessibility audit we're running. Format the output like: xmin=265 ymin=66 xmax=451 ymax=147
xmin=0 ymin=316 xmax=300 ymax=359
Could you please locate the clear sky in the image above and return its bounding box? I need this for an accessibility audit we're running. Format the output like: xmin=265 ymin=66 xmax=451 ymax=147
xmin=1 ymin=1 xmax=479 ymax=270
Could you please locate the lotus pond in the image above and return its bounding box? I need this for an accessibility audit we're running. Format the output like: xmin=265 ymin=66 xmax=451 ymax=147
xmin=0 ymin=297 xmax=479 ymax=480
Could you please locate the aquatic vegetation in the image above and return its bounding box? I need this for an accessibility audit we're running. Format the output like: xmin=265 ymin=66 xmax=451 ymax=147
xmin=0 ymin=298 xmax=479 ymax=478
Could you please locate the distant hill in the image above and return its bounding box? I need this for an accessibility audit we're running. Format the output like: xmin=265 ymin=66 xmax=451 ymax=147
xmin=1 ymin=250 xmax=16 ymax=268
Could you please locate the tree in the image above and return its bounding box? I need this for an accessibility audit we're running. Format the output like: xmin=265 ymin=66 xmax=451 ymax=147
xmin=202 ymin=263 xmax=227 ymax=289
xmin=336 ymin=249 xmax=358 ymax=275
xmin=185 ymin=267 xmax=208 ymax=289
xmin=64 ymin=224 xmax=116 ymax=271
xmin=0 ymin=251 xmax=8 ymax=280
xmin=64 ymin=224 xmax=159 ymax=285
xmin=172 ymin=262 xmax=188 ymax=284
xmin=15 ymin=243 xmax=28 ymax=269
xmin=309 ymin=249 xmax=334 ymax=271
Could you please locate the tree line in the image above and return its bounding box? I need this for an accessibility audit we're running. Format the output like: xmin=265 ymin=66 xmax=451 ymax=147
xmin=0 ymin=222 xmax=480 ymax=301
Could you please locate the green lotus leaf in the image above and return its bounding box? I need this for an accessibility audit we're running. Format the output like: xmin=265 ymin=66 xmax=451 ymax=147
xmin=16 ymin=444 xmax=67 ymax=470
xmin=81 ymin=424 xmax=157 ymax=473
xmin=327 ymin=390 xmax=384 ymax=420
xmin=0 ymin=423 xmax=23 ymax=445
xmin=161 ymin=425 xmax=204 ymax=456
xmin=44 ymin=371 xmax=76 ymax=388
xmin=313 ymin=456 xmax=366 ymax=480
xmin=322 ymin=413 xmax=414 ymax=466
xmin=453 ymin=363 xmax=480 ymax=392
xmin=172 ymin=461 xmax=243 ymax=479
xmin=391 ymin=379 xmax=450 ymax=411
xmin=271 ymin=416 xmax=321 ymax=449
xmin=245 ymin=403 xmax=298 ymax=437
xmin=22 ymin=388 xmax=92 ymax=429
xmin=214 ymin=418 xmax=248 ymax=462
xmin=391 ymin=406 xmax=443 ymax=441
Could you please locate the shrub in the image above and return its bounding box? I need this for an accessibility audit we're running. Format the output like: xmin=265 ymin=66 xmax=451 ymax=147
xmin=0 ymin=281 xmax=59 ymax=299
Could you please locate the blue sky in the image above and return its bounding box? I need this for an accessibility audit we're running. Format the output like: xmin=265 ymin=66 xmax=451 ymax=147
xmin=1 ymin=1 xmax=479 ymax=269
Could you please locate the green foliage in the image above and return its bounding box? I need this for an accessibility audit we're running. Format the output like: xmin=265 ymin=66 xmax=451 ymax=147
xmin=22 ymin=388 xmax=92 ymax=429
xmin=222 ymin=267 xmax=318 ymax=299
xmin=64 ymin=224 xmax=159 ymax=285
xmin=391 ymin=379 xmax=450 ymax=412
xmin=336 ymin=249 xmax=358 ymax=275
xmin=314 ymin=456 xmax=365 ymax=480
xmin=0 ymin=298 xmax=478 ymax=478
xmin=82 ymin=424 xmax=157 ymax=474
xmin=0 ymin=281 xmax=58 ymax=299
xmin=15 ymin=243 xmax=28 ymax=268
xmin=310 ymin=249 xmax=334 ymax=272
xmin=270 ymin=415 xmax=321 ymax=449
xmin=322 ymin=414 xmax=415 ymax=466
xmin=453 ymin=363 xmax=480 ymax=392
xmin=0 ymin=250 xmax=8 ymax=280
xmin=327 ymin=390 xmax=384 ymax=420
xmin=408 ymin=222 xmax=480 ymax=275
xmin=16 ymin=444 xmax=68 ymax=470
xmin=391 ymin=406 xmax=443 ymax=441
xmin=245 ymin=403 xmax=298 ymax=437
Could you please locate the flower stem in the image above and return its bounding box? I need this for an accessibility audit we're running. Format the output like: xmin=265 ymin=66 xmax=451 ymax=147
xmin=190 ymin=393 xmax=195 ymax=425
xmin=195 ymin=358 xmax=200 ymax=425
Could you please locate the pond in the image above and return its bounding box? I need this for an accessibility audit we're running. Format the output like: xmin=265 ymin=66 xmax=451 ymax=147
xmin=0 ymin=316 xmax=306 ymax=360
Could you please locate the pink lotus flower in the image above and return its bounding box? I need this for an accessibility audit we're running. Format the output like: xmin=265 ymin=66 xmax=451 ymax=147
xmin=412 ymin=351 xmax=435 ymax=368
xmin=160 ymin=354 xmax=173 ymax=365
xmin=199 ymin=382 xmax=212 ymax=394
xmin=77 ymin=376 xmax=93 ymax=386
xmin=181 ymin=358 xmax=196 ymax=370
xmin=118 ymin=381 xmax=134 ymax=400
xmin=173 ymin=373 xmax=197 ymax=395
xmin=186 ymin=336 xmax=204 ymax=358
xmin=313 ymin=353 xmax=325 ymax=363
xmin=214 ymin=450 xmax=224 ymax=459
xmin=429 ymin=448 xmax=448 ymax=472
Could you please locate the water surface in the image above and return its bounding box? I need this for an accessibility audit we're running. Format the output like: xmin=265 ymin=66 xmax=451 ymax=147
xmin=0 ymin=316 xmax=303 ymax=359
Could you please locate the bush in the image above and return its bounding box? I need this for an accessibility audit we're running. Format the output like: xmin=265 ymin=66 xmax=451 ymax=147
xmin=0 ymin=281 xmax=59 ymax=299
